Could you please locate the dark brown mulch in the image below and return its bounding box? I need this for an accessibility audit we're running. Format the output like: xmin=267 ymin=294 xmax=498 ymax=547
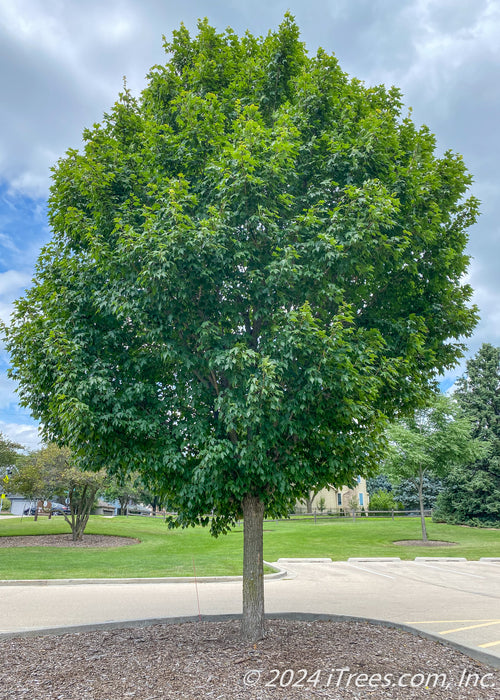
xmin=0 ymin=534 xmax=139 ymax=548
xmin=393 ymin=540 xmax=457 ymax=547
xmin=0 ymin=619 xmax=498 ymax=699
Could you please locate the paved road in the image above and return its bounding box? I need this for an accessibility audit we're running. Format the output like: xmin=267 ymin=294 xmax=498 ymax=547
xmin=2 ymin=557 xmax=500 ymax=665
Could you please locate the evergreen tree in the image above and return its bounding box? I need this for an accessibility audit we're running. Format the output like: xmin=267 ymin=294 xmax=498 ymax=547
xmin=367 ymin=471 xmax=443 ymax=509
xmin=393 ymin=475 xmax=443 ymax=510
xmin=366 ymin=474 xmax=393 ymax=495
xmin=435 ymin=344 xmax=500 ymax=525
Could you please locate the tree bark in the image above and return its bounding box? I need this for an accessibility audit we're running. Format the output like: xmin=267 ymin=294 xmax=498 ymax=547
xmin=418 ymin=468 xmax=428 ymax=542
xmin=304 ymin=492 xmax=314 ymax=514
xmin=242 ymin=495 xmax=265 ymax=643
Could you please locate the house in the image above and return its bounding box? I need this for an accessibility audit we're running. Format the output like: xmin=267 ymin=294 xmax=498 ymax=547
xmin=296 ymin=477 xmax=369 ymax=514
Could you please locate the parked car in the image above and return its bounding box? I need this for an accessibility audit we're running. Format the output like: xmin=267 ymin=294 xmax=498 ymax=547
xmin=51 ymin=502 xmax=70 ymax=515
xmin=23 ymin=502 xmax=70 ymax=516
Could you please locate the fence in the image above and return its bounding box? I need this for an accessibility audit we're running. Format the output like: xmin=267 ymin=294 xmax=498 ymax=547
xmin=106 ymin=509 xmax=433 ymax=523
xmin=271 ymin=509 xmax=433 ymax=523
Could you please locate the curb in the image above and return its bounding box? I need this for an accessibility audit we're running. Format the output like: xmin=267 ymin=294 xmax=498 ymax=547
xmin=0 ymin=560 xmax=288 ymax=586
xmin=277 ymin=557 xmax=332 ymax=564
xmin=1 ymin=612 xmax=498 ymax=671
xmin=1 ymin=557 xmax=493 ymax=585
xmin=480 ymin=558 xmax=500 ymax=562
xmin=348 ymin=557 xmax=401 ymax=562
xmin=415 ymin=557 xmax=467 ymax=562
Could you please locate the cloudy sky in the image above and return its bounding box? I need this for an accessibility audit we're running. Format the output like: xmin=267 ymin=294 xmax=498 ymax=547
xmin=0 ymin=0 xmax=499 ymax=450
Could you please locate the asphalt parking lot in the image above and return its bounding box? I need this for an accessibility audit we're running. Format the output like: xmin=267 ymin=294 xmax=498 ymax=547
xmin=1 ymin=557 xmax=499 ymax=666
xmin=273 ymin=558 xmax=500 ymax=662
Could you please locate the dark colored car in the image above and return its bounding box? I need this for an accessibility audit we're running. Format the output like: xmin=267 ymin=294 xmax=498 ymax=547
xmin=23 ymin=502 xmax=70 ymax=516
xmin=51 ymin=502 xmax=70 ymax=515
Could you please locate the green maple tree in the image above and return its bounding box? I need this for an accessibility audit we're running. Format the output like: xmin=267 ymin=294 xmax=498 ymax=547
xmin=3 ymin=15 xmax=479 ymax=640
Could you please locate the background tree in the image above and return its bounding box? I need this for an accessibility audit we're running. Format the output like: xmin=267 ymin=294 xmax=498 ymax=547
xmin=393 ymin=475 xmax=443 ymax=511
xmin=30 ymin=443 xmax=71 ymax=501
xmin=63 ymin=466 xmax=107 ymax=541
xmin=367 ymin=471 xmax=442 ymax=510
xmin=0 ymin=496 xmax=11 ymax=512
xmin=366 ymin=471 xmax=443 ymax=509
xmin=102 ymin=473 xmax=144 ymax=515
xmin=384 ymin=395 xmax=487 ymax=541
xmin=0 ymin=432 xmax=24 ymax=509
xmin=368 ymin=490 xmax=402 ymax=515
xmin=138 ymin=487 xmax=168 ymax=516
xmin=9 ymin=460 xmax=44 ymax=505
xmin=3 ymin=16 xmax=479 ymax=641
xmin=11 ymin=444 xmax=106 ymax=540
xmin=302 ymin=489 xmax=322 ymax=514
xmin=434 ymin=344 xmax=500 ymax=525
xmin=0 ymin=433 xmax=23 ymax=473
xmin=366 ymin=474 xmax=394 ymax=496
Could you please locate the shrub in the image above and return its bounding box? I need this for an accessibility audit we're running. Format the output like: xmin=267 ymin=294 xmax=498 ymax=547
xmin=369 ymin=490 xmax=402 ymax=514
xmin=1 ymin=497 xmax=11 ymax=512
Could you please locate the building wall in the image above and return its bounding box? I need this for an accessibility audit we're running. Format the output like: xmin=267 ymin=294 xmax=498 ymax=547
xmin=295 ymin=478 xmax=370 ymax=513
xmin=9 ymin=496 xmax=32 ymax=515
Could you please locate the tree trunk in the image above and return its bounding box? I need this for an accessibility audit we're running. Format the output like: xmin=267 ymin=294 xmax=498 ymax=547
xmin=418 ymin=468 xmax=428 ymax=542
xmin=304 ymin=493 xmax=314 ymax=514
xmin=242 ymin=495 xmax=265 ymax=643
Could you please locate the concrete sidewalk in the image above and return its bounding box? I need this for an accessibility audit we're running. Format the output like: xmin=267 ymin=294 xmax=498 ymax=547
xmin=2 ymin=558 xmax=500 ymax=668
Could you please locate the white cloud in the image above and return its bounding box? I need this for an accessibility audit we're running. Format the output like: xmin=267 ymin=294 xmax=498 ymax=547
xmin=0 ymin=233 xmax=20 ymax=255
xmin=0 ymin=372 xmax=21 ymax=409
xmin=470 ymin=284 xmax=500 ymax=350
xmin=401 ymin=0 xmax=500 ymax=103
xmin=0 ymin=269 xmax=32 ymax=324
xmin=0 ymin=0 xmax=148 ymax=198
xmin=0 ymin=269 xmax=31 ymax=297
xmin=0 ymin=420 xmax=41 ymax=451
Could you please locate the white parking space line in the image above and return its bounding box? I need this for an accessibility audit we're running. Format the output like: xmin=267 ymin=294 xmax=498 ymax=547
xmin=346 ymin=563 xmax=395 ymax=579
xmin=415 ymin=562 xmax=485 ymax=579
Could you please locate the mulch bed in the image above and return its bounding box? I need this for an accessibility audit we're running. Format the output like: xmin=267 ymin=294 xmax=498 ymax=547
xmin=1 ymin=619 xmax=498 ymax=699
xmin=0 ymin=534 xmax=139 ymax=548
xmin=393 ymin=540 xmax=457 ymax=547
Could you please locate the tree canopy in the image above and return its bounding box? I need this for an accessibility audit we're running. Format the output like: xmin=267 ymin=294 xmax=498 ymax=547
xmin=11 ymin=444 xmax=106 ymax=540
xmin=3 ymin=15 xmax=479 ymax=639
xmin=0 ymin=432 xmax=23 ymax=473
xmin=102 ymin=473 xmax=145 ymax=515
xmin=0 ymin=433 xmax=24 ymax=506
xmin=435 ymin=344 xmax=500 ymax=525
xmin=366 ymin=471 xmax=444 ymax=510
xmin=384 ymin=394 xmax=486 ymax=540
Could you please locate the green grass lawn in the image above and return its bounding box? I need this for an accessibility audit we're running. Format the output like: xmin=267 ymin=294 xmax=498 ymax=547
xmin=0 ymin=514 xmax=498 ymax=580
